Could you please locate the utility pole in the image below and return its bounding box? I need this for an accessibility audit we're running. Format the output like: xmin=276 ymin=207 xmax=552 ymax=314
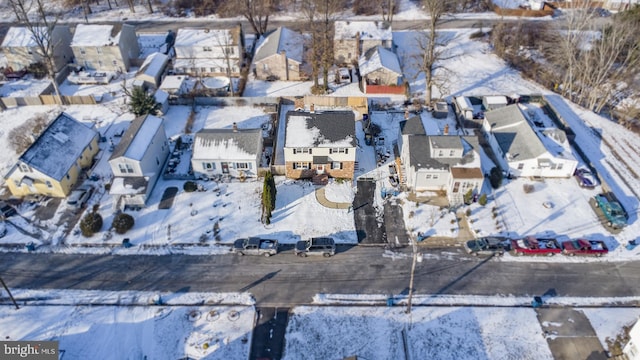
xmin=0 ymin=274 xmax=19 ymax=310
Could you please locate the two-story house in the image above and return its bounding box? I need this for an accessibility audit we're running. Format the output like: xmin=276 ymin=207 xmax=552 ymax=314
xmin=284 ymin=110 xmax=356 ymax=181
xmin=398 ymin=115 xmax=488 ymax=206
xmin=71 ymin=24 xmax=140 ymax=72
xmin=334 ymin=21 xmax=393 ymax=65
xmin=191 ymin=124 xmax=263 ymax=180
xmin=253 ymin=27 xmax=305 ymax=81
xmin=4 ymin=113 xmax=99 ymax=198
xmin=173 ymin=26 xmax=245 ymax=77
xmin=1 ymin=26 xmax=73 ymax=72
xmin=108 ymin=114 xmax=169 ymax=210
xmin=482 ymin=105 xmax=577 ymax=178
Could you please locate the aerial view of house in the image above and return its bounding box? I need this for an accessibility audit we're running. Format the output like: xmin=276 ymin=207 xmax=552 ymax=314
xmin=0 ymin=2 xmax=639 ymax=359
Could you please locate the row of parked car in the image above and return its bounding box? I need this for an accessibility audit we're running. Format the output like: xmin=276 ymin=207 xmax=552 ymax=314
xmin=465 ymin=236 xmax=609 ymax=257
xmin=231 ymin=237 xmax=336 ymax=258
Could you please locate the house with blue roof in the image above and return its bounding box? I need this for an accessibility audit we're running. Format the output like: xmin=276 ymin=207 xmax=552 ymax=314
xmin=4 ymin=113 xmax=100 ymax=198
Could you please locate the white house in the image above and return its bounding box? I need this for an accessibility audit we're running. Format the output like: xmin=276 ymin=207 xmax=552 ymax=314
xmin=284 ymin=110 xmax=356 ymax=181
xmin=108 ymin=115 xmax=169 ymax=210
xmin=191 ymin=124 xmax=263 ymax=180
xmin=334 ymin=21 xmax=393 ymax=65
xmin=173 ymin=26 xmax=245 ymax=77
xmin=71 ymin=24 xmax=140 ymax=72
xmin=1 ymin=26 xmax=73 ymax=72
xmin=482 ymin=104 xmax=577 ymax=178
xmin=134 ymin=52 xmax=169 ymax=90
xmin=359 ymin=46 xmax=402 ymax=90
xmin=624 ymin=317 xmax=640 ymax=360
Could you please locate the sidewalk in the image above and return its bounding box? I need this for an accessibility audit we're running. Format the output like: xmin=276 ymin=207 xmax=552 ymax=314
xmin=315 ymin=187 xmax=351 ymax=209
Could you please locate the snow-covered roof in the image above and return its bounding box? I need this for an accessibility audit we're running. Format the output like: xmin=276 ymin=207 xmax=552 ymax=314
xmin=358 ymin=46 xmax=401 ymax=77
xmin=334 ymin=21 xmax=392 ymax=41
xmin=254 ymin=27 xmax=304 ymax=63
xmin=72 ymin=24 xmax=121 ymax=47
xmin=192 ymin=129 xmax=262 ymax=160
xmin=17 ymin=113 xmax=98 ymax=181
xmin=110 ymin=115 xmax=164 ymax=162
xmin=484 ymin=95 xmax=508 ymax=105
xmin=159 ymin=75 xmax=185 ymax=90
xmin=109 ymin=176 xmax=148 ymax=195
xmin=2 ymin=27 xmax=42 ymax=47
xmin=455 ymin=96 xmax=473 ymax=111
xmin=174 ymin=28 xmax=238 ymax=47
xmin=484 ymin=105 xmax=547 ymax=161
xmin=173 ymin=58 xmax=236 ymax=69
xmin=136 ymin=52 xmax=168 ymax=78
xmin=285 ymin=111 xmax=355 ymax=148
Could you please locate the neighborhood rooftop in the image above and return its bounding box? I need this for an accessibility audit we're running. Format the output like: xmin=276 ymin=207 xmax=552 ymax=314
xmin=175 ymin=28 xmax=235 ymax=46
xmin=253 ymin=27 xmax=304 ymax=63
xmin=334 ymin=21 xmax=392 ymax=40
xmin=2 ymin=27 xmax=42 ymax=47
xmin=137 ymin=52 xmax=168 ymax=78
xmin=110 ymin=115 xmax=164 ymax=162
xmin=72 ymin=24 xmax=121 ymax=47
xmin=14 ymin=113 xmax=97 ymax=181
xmin=193 ymin=128 xmax=263 ymax=160
xmin=408 ymin=135 xmax=480 ymax=171
xmin=285 ymin=110 xmax=355 ymax=148
xmin=484 ymin=105 xmax=548 ymax=161
xmin=359 ymin=46 xmax=401 ymax=76
xmin=399 ymin=115 xmax=426 ymax=136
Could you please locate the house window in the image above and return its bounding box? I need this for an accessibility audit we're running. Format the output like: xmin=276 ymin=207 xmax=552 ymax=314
xmin=13 ymin=180 xmax=20 ymax=187
xmin=112 ymin=60 xmax=118 ymax=66
xmin=80 ymin=48 xmax=86 ymax=55
xmin=236 ymin=162 xmax=249 ymax=169
xmin=449 ymin=150 xmax=455 ymax=156
xmin=66 ymin=174 xmax=70 ymax=180
xmin=330 ymin=148 xmax=348 ymax=154
xmin=118 ymin=163 xmax=134 ymax=174
xmin=550 ymin=164 xmax=557 ymax=170
xmin=433 ymin=174 xmax=439 ymax=179
xmin=331 ymin=162 xmax=342 ymax=170
xmin=27 ymin=49 xmax=33 ymax=55
xmin=202 ymin=162 xmax=215 ymax=170
xmin=263 ymin=64 xmax=268 ymax=70
xmin=203 ymin=46 xmax=212 ymax=51
xmin=425 ymin=174 xmax=432 ymax=179
xmin=294 ymin=162 xmax=309 ymax=170
xmin=20 ymin=164 xmax=31 ymax=172
xmin=557 ymin=163 xmax=563 ymax=170
xmin=293 ymin=148 xmax=311 ymax=154
xmin=45 ymin=180 xmax=52 ymax=188
xmin=517 ymin=163 xmax=524 ymax=170
xmin=453 ymin=182 xmax=460 ymax=193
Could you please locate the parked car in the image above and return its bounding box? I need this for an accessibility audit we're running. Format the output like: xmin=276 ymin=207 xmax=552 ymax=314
xmin=464 ymin=237 xmax=510 ymax=256
xmin=295 ymin=237 xmax=336 ymax=257
xmin=561 ymin=239 xmax=608 ymax=257
xmin=67 ymin=185 xmax=93 ymax=212
xmin=594 ymin=193 xmax=627 ymax=229
xmin=511 ymin=236 xmax=562 ymax=256
xmin=0 ymin=201 xmax=17 ymax=218
xmin=574 ymin=168 xmax=598 ymax=189
xmin=232 ymin=237 xmax=278 ymax=257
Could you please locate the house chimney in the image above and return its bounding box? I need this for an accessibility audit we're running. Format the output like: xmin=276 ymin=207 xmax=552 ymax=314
xmin=310 ymin=104 xmax=315 ymax=113
xmin=444 ymin=124 xmax=449 ymax=135
xmin=404 ymin=110 xmax=409 ymax=120
xmin=232 ymin=122 xmax=238 ymax=132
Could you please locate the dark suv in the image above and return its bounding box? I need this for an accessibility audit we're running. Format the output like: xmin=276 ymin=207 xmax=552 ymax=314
xmin=295 ymin=237 xmax=336 ymax=257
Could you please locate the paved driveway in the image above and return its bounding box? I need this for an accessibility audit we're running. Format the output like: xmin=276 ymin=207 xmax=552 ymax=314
xmin=536 ymin=308 xmax=608 ymax=360
xmin=353 ymin=179 xmax=385 ymax=244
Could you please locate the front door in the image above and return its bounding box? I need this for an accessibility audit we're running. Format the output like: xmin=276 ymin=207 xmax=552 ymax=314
xmin=316 ymin=164 xmax=324 ymax=174
xmin=221 ymin=162 xmax=229 ymax=174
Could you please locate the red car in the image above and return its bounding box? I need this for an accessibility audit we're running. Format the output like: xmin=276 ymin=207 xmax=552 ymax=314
xmin=511 ymin=236 xmax=562 ymax=256
xmin=561 ymin=239 xmax=608 ymax=257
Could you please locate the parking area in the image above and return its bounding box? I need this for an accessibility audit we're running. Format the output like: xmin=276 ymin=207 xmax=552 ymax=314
xmin=536 ymin=308 xmax=608 ymax=360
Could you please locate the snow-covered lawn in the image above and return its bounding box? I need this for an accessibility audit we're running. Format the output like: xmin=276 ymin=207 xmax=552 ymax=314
xmin=283 ymin=306 xmax=549 ymax=360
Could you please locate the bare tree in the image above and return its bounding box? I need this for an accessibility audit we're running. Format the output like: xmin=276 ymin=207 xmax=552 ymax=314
xmin=214 ymin=29 xmax=239 ymax=96
xmin=8 ymin=0 xmax=64 ymax=104
xmin=379 ymin=0 xmax=396 ymax=24
xmin=222 ymin=0 xmax=276 ymax=36
xmin=419 ymin=0 xmax=457 ymax=106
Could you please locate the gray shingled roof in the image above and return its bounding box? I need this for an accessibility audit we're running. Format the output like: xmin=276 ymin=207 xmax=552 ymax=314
xmin=399 ymin=116 xmax=425 ymax=136
xmin=193 ymin=128 xmax=262 ymax=158
xmin=18 ymin=113 xmax=98 ymax=181
xmin=109 ymin=115 xmax=164 ymax=162
xmin=407 ymin=135 xmax=478 ymax=171
xmin=285 ymin=110 xmax=355 ymax=147
xmin=484 ymin=105 xmax=547 ymax=161
xmin=429 ymin=136 xmax=463 ymax=150
xmin=253 ymin=27 xmax=304 ymax=63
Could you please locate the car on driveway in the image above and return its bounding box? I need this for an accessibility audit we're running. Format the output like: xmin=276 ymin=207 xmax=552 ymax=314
xmin=561 ymin=239 xmax=608 ymax=257
xmin=511 ymin=236 xmax=562 ymax=256
xmin=0 ymin=201 xmax=17 ymax=218
xmin=574 ymin=168 xmax=598 ymax=189
xmin=295 ymin=237 xmax=336 ymax=257
xmin=67 ymin=185 xmax=93 ymax=212
xmin=594 ymin=193 xmax=627 ymax=229
xmin=464 ymin=237 xmax=510 ymax=256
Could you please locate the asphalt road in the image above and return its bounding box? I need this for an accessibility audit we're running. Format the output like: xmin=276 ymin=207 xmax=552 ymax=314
xmin=1 ymin=249 xmax=639 ymax=307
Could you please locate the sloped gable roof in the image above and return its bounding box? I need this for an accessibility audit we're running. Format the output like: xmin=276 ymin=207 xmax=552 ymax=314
xmin=110 ymin=115 xmax=164 ymax=162
xmin=407 ymin=135 xmax=481 ymax=171
xmin=399 ymin=115 xmax=425 ymax=136
xmin=136 ymin=52 xmax=169 ymax=78
xmin=254 ymin=27 xmax=304 ymax=63
xmin=72 ymin=24 xmax=121 ymax=47
xmin=193 ymin=129 xmax=262 ymax=160
xmin=358 ymin=46 xmax=401 ymax=76
xmin=175 ymin=27 xmax=241 ymax=47
xmin=285 ymin=111 xmax=355 ymax=148
xmin=18 ymin=113 xmax=98 ymax=181
xmin=484 ymin=105 xmax=547 ymax=161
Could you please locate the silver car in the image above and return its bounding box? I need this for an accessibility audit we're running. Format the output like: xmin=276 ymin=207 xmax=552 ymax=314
xmin=67 ymin=185 xmax=93 ymax=212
